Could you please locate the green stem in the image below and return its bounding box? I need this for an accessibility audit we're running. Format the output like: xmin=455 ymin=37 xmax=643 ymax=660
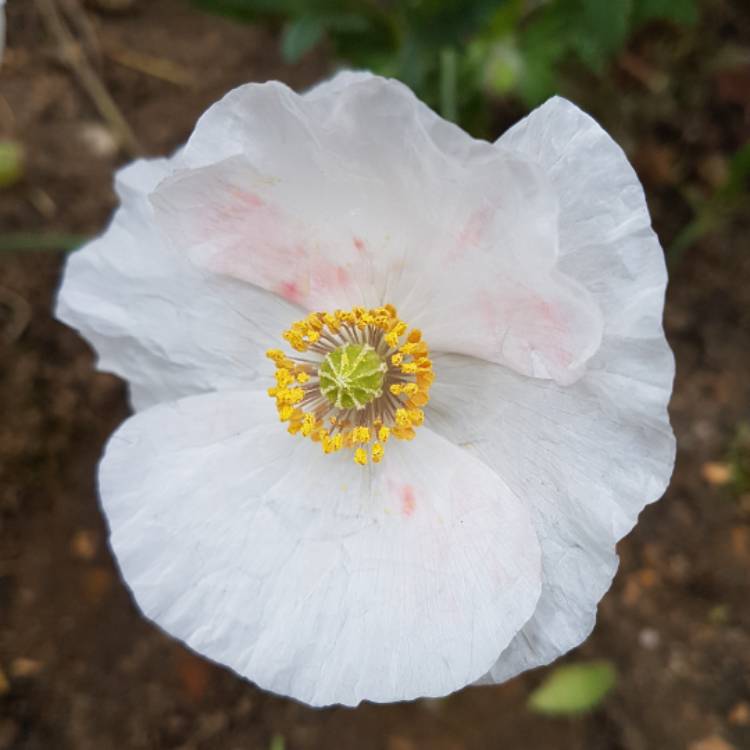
xmin=439 ymin=47 xmax=458 ymax=123
xmin=0 ymin=233 xmax=87 ymax=253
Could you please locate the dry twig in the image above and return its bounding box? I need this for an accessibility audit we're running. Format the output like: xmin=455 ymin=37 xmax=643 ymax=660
xmin=107 ymin=47 xmax=193 ymax=87
xmin=0 ymin=287 xmax=32 ymax=345
xmin=34 ymin=0 xmax=141 ymax=157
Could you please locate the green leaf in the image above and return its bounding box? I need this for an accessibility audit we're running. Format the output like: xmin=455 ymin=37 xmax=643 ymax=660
xmin=528 ymin=660 xmax=617 ymax=716
xmin=574 ymin=0 xmax=633 ymax=71
xmin=0 ymin=141 xmax=24 ymax=189
xmin=268 ymin=734 xmax=285 ymax=750
xmin=281 ymin=15 xmax=326 ymax=63
xmin=632 ymin=0 xmax=698 ymax=26
xmin=485 ymin=48 xmax=521 ymax=95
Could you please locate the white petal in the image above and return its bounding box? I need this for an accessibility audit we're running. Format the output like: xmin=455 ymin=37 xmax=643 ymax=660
xmin=56 ymin=158 xmax=300 ymax=410
xmin=303 ymin=69 xmax=377 ymax=98
xmin=99 ymin=390 xmax=542 ymax=706
xmin=425 ymin=97 xmax=674 ymax=681
xmin=498 ymin=96 xmax=669 ymax=342
xmin=169 ymin=76 xmax=601 ymax=383
xmin=0 ymin=1 xmax=6 ymax=67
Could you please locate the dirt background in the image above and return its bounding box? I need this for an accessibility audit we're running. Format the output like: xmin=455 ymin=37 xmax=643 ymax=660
xmin=1 ymin=1 xmax=749 ymax=749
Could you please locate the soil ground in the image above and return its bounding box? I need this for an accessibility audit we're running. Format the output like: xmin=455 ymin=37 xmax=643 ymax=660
xmin=1 ymin=1 xmax=749 ymax=749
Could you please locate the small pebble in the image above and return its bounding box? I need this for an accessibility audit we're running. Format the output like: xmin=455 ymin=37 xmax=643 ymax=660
xmin=10 ymin=657 xmax=43 ymax=678
xmin=71 ymin=530 xmax=98 ymax=561
xmin=79 ymin=123 xmax=119 ymax=159
xmin=689 ymin=736 xmax=736 ymax=750
xmin=728 ymin=701 xmax=750 ymax=726
xmin=638 ymin=627 xmax=660 ymax=650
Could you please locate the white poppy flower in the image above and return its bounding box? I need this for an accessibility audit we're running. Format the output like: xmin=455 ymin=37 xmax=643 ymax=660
xmin=56 ymin=72 xmax=675 ymax=707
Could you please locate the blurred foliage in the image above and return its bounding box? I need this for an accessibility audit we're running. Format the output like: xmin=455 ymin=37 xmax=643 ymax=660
xmin=728 ymin=423 xmax=750 ymax=495
xmin=670 ymin=142 xmax=750 ymax=264
xmin=527 ymin=660 xmax=617 ymax=716
xmin=192 ymin=0 xmax=698 ymax=132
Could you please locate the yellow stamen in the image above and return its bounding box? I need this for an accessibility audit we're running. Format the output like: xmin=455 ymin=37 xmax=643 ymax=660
xmin=301 ymin=413 xmax=317 ymax=437
xmin=351 ymin=426 xmax=371 ymax=444
xmin=395 ymin=408 xmax=412 ymax=428
xmin=354 ymin=448 xmax=368 ymax=465
xmin=269 ymin=305 xmax=434 ymax=466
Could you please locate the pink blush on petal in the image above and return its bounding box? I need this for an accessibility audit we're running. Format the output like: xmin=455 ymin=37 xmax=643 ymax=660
xmin=400 ymin=485 xmax=416 ymax=517
xmin=456 ymin=207 xmax=491 ymax=247
xmin=229 ymin=188 xmax=265 ymax=209
xmin=276 ymin=280 xmax=305 ymax=305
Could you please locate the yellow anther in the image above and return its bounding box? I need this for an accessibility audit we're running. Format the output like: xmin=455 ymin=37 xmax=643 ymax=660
xmin=407 ymin=329 xmax=421 ymax=343
xmin=307 ymin=313 xmax=324 ymax=330
xmin=378 ymin=425 xmax=391 ymax=443
xmin=330 ymin=433 xmax=344 ymax=452
xmin=416 ymin=357 xmax=432 ymax=370
xmin=411 ymin=390 xmax=429 ymax=407
xmin=278 ymin=405 xmax=295 ymax=422
xmin=275 ymin=386 xmax=304 ymax=406
xmin=266 ymin=349 xmax=286 ymax=364
xmin=275 ymin=368 xmax=294 ymax=387
xmin=296 ymin=371 xmax=310 ymax=383
xmin=267 ymin=387 xmax=278 ymax=397
xmin=393 ymin=426 xmax=416 ymax=441
xmin=301 ymin=413 xmax=317 ymax=437
xmin=417 ymin=371 xmax=435 ymax=388
xmin=353 ymin=448 xmax=368 ymax=465
xmin=389 ymin=384 xmax=402 ymax=396
xmin=400 ymin=341 xmax=428 ymax=357
xmin=400 ymin=362 xmax=418 ymax=374
xmin=322 ymin=433 xmax=343 ymax=453
xmin=283 ymin=332 xmax=307 ymax=352
xmin=408 ymin=409 xmax=424 ymax=426
xmin=311 ymin=427 xmax=328 ymax=443
xmin=391 ymin=353 xmax=404 ymax=366
xmin=323 ymin=313 xmax=339 ymax=332
xmin=351 ymin=426 xmax=371 ymax=444
xmin=287 ymin=387 xmax=304 ymax=404
xmin=401 ymin=383 xmax=419 ymax=397
xmin=395 ymin=408 xmax=411 ymax=428
xmin=371 ymin=443 xmax=384 ymax=463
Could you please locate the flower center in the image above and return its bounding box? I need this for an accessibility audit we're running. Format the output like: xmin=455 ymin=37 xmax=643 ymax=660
xmin=266 ymin=305 xmax=434 ymax=465
xmin=319 ymin=343 xmax=386 ymax=410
